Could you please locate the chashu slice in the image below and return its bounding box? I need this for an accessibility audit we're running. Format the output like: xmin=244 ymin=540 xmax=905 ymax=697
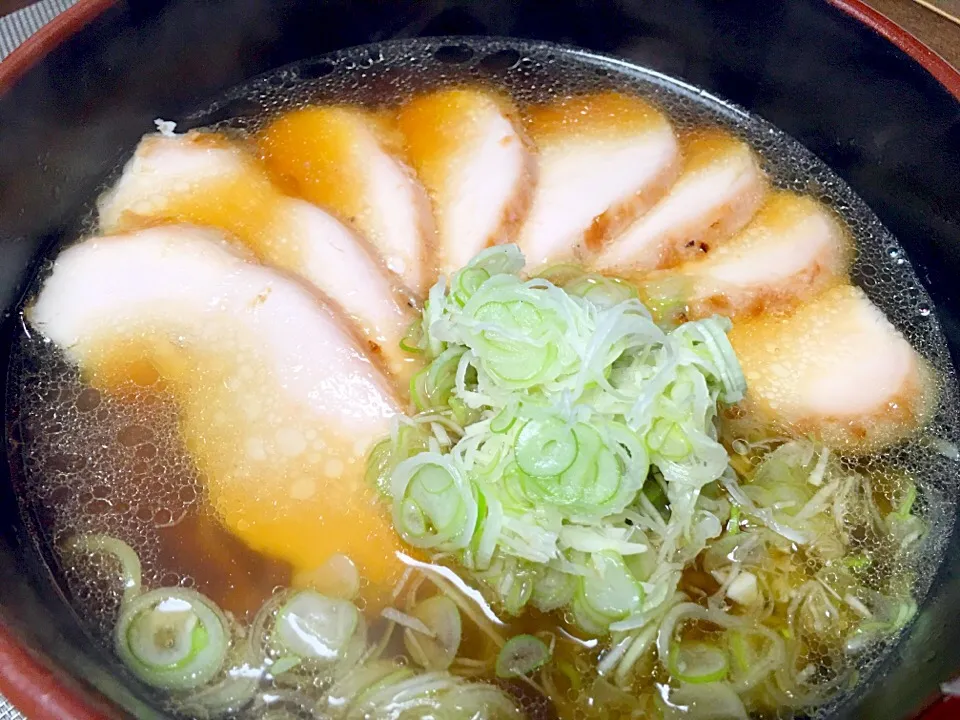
xmin=257 ymin=106 xmax=434 ymax=294
xmin=595 ymin=129 xmax=767 ymax=274
xmin=517 ymin=92 xmax=680 ymax=269
xmin=29 ymin=225 xmax=409 ymax=604
xmin=397 ymin=87 xmax=534 ymax=279
xmin=728 ymin=284 xmax=937 ymax=452
xmin=99 ymin=131 xmax=417 ymax=383
xmin=641 ymin=192 xmax=853 ymax=322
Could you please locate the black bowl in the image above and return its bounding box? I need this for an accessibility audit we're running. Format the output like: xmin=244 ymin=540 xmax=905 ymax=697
xmin=0 ymin=1 xmax=958 ymax=717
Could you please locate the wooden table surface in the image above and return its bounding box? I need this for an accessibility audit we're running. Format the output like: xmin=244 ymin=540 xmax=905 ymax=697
xmin=867 ymin=0 xmax=959 ymax=68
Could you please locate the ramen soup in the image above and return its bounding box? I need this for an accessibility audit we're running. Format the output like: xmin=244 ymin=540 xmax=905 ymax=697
xmin=8 ymin=40 xmax=959 ymax=720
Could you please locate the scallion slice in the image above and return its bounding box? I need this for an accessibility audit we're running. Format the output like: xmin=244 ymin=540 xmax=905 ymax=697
xmin=579 ymin=552 xmax=643 ymax=621
xmin=273 ymin=590 xmax=359 ymax=662
xmin=669 ymin=641 xmax=730 ymax=684
xmin=404 ymin=595 xmax=462 ymax=670
xmin=515 ymin=417 xmax=578 ymax=478
xmin=495 ymin=634 xmax=551 ymax=678
xmin=115 ymin=588 xmax=228 ymax=690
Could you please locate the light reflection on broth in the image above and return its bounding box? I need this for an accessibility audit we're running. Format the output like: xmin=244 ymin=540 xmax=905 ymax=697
xmin=8 ymin=39 xmax=960 ymax=720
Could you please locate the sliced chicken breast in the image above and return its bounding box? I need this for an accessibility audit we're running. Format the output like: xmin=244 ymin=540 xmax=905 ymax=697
xmin=595 ymin=129 xmax=767 ymax=274
xmin=517 ymin=92 xmax=680 ymax=269
xmin=99 ymin=132 xmax=418 ymax=382
xmin=641 ymin=192 xmax=852 ymax=322
xmin=397 ymin=87 xmax=534 ymax=278
xmin=257 ymin=106 xmax=434 ymax=294
xmin=728 ymin=284 xmax=936 ymax=452
xmin=29 ymin=225 xmax=409 ymax=603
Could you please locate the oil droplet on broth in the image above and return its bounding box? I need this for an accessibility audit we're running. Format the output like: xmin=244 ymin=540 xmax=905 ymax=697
xmin=74 ymin=319 xmax=410 ymax=610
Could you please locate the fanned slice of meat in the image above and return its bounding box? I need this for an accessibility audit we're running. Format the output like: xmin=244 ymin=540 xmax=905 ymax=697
xmin=397 ymin=87 xmax=534 ymax=278
xmin=517 ymin=92 xmax=680 ymax=269
xmin=257 ymin=106 xmax=434 ymax=294
xmin=641 ymin=192 xmax=852 ymax=322
xmin=98 ymin=132 xmax=418 ymax=383
xmin=728 ymin=284 xmax=936 ymax=452
xmin=28 ymin=225 xmax=409 ymax=604
xmin=595 ymin=129 xmax=767 ymax=274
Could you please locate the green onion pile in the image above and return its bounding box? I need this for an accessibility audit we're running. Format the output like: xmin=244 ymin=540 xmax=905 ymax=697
xmin=369 ymin=245 xmax=746 ymax=634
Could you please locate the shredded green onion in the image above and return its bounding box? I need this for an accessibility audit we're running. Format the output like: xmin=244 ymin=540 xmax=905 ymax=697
xmin=368 ymin=245 xmax=746 ymax=635
xmin=79 ymin=244 xmax=930 ymax=716
xmin=75 ymin=536 xmax=520 ymax=716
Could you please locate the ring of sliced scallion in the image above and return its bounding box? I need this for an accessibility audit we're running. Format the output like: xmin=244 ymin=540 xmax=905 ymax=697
xmin=577 ymin=552 xmax=644 ymax=624
xmin=669 ymin=641 xmax=730 ymax=684
xmin=273 ymin=589 xmax=360 ymax=662
xmin=563 ymin=273 xmax=638 ymax=309
xmin=391 ymin=454 xmax=478 ymax=551
xmin=293 ymin=553 xmax=361 ymax=601
xmin=404 ymin=595 xmax=462 ymax=671
xmin=115 ymin=587 xmax=229 ymax=690
xmin=515 ymin=417 xmax=578 ymax=478
xmin=496 ymin=634 xmax=551 ymax=678
xmin=178 ymin=634 xmax=262 ymax=717
xmin=65 ymin=534 xmax=142 ymax=603
xmin=657 ymin=682 xmax=748 ymax=720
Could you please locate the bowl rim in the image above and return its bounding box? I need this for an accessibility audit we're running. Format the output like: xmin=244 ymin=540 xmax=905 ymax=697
xmin=824 ymin=0 xmax=960 ymax=99
xmin=0 ymin=0 xmax=957 ymax=717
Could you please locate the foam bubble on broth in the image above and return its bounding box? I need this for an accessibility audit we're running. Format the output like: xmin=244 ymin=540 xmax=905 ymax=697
xmin=12 ymin=316 xmax=409 ymax=628
xmin=92 ymin=325 xmax=404 ymax=586
xmin=9 ymin=38 xmax=960 ymax=719
xmin=9 ymin=339 xmax=293 ymax=631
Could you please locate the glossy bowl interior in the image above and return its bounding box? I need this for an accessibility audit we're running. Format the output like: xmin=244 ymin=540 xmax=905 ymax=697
xmin=0 ymin=0 xmax=958 ymax=717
